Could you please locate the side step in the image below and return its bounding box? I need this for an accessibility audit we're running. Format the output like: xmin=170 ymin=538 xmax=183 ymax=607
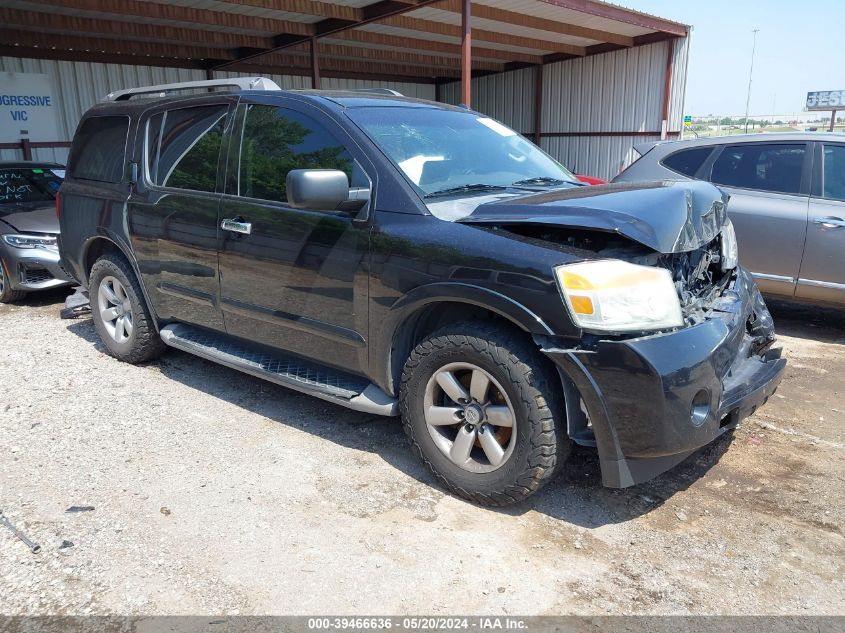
xmin=159 ymin=324 xmax=398 ymax=416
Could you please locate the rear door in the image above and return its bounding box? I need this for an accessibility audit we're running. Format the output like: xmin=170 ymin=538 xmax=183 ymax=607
xmin=217 ymin=97 xmax=373 ymax=374
xmin=130 ymin=100 xmax=234 ymax=332
xmin=796 ymin=142 xmax=845 ymax=304
xmin=708 ymin=142 xmax=811 ymax=298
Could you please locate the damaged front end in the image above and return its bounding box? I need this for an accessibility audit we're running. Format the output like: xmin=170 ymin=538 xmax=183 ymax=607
xmin=459 ymin=180 xmax=786 ymax=487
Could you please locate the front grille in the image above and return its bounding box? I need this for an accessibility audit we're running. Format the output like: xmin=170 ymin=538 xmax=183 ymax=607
xmin=22 ymin=266 xmax=54 ymax=285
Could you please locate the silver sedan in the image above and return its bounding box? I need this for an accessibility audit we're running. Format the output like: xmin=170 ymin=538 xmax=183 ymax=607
xmin=0 ymin=162 xmax=73 ymax=302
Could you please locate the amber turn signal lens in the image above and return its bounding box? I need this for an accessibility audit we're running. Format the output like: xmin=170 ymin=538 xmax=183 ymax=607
xmin=569 ymin=295 xmax=594 ymax=315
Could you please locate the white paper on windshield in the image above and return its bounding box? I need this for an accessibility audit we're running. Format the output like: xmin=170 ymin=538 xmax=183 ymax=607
xmin=477 ymin=117 xmax=516 ymax=137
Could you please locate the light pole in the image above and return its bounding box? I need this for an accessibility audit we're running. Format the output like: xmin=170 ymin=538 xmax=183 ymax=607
xmin=744 ymin=29 xmax=759 ymax=134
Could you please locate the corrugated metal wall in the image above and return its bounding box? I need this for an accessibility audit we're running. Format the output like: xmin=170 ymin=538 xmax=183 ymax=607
xmin=439 ymin=66 xmax=537 ymax=134
xmin=440 ymin=38 xmax=690 ymax=181
xmin=0 ymin=56 xmax=435 ymax=163
xmin=1 ymin=38 xmax=688 ymax=178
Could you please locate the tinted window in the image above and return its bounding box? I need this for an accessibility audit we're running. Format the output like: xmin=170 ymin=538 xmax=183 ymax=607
xmin=68 ymin=115 xmax=129 ymax=183
xmin=149 ymin=105 xmax=227 ymax=192
xmin=710 ymin=144 xmax=805 ymax=194
xmin=236 ymin=105 xmax=357 ymax=203
xmin=0 ymin=167 xmax=63 ymax=204
xmin=822 ymin=144 xmax=845 ymax=201
xmin=662 ymin=147 xmax=713 ymax=177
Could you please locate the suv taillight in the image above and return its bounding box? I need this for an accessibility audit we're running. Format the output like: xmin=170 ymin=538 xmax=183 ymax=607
xmin=56 ymin=191 xmax=61 ymax=220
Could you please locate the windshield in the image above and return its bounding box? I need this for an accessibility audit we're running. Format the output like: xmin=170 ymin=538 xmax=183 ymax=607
xmin=347 ymin=107 xmax=577 ymax=197
xmin=0 ymin=167 xmax=64 ymax=204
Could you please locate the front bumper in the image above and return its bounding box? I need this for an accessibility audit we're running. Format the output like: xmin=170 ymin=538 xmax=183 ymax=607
xmin=541 ymin=267 xmax=786 ymax=488
xmin=0 ymin=242 xmax=74 ymax=292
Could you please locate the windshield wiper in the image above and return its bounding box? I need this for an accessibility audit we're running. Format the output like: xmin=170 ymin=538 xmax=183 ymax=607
xmin=511 ymin=176 xmax=574 ymax=187
xmin=424 ymin=184 xmax=509 ymax=199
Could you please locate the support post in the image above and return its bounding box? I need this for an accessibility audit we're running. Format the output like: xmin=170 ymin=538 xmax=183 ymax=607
xmin=435 ymin=81 xmax=441 ymax=103
xmin=660 ymin=40 xmax=674 ymax=140
xmin=21 ymin=138 xmax=32 ymax=161
xmin=830 ymin=109 xmax=837 ymax=132
xmin=460 ymin=0 xmax=471 ymax=107
xmin=533 ymin=64 xmax=543 ymax=145
xmin=310 ymin=37 xmax=321 ymax=89
xmin=205 ymin=68 xmax=214 ymax=81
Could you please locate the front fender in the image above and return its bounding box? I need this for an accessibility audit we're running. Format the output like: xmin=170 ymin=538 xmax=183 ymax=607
xmin=389 ymin=282 xmax=555 ymax=336
xmin=372 ymin=282 xmax=555 ymax=395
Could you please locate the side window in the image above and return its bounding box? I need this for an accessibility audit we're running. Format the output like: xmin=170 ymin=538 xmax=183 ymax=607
xmin=661 ymin=147 xmax=713 ymax=178
xmin=710 ymin=144 xmax=805 ymax=195
xmin=236 ymin=104 xmax=362 ymax=203
xmin=68 ymin=115 xmax=130 ymax=183
xmin=148 ymin=105 xmax=227 ymax=192
xmin=821 ymin=145 xmax=845 ymax=201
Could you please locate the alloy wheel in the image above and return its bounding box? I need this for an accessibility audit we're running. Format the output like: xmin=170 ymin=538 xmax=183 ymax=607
xmin=97 ymin=275 xmax=134 ymax=344
xmin=423 ymin=362 xmax=517 ymax=473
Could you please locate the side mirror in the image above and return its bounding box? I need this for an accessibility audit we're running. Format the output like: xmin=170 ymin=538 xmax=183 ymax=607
xmin=286 ymin=169 xmax=365 ymax=211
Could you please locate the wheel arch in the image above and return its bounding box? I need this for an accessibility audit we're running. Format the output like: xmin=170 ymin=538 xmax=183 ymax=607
xmin=383 ymin=283 xmax=554 ymax=395
xmin=82 ymin=232 xmax=160 ymax=329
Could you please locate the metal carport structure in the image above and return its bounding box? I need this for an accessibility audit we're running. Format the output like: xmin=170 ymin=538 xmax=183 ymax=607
xmin=0 ymin=0 xmax=690 ymax=179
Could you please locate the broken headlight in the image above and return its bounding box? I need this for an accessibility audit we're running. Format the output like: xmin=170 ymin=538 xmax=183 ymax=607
xmin=720 ymin=219 xmax=738 ymax=272
xmin=555 ymin=260 xmax=684 ymax=333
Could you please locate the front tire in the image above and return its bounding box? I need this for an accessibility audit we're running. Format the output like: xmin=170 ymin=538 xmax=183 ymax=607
xmin=399 ymin=321 xmax=570 ymax=506
xmin=0 ymin=256 xmax=26 ymax=303
xmin=89 ymin=252 xmax=165 ymax=363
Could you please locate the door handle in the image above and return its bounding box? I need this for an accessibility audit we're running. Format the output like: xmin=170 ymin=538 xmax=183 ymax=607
xmin=221 ymin=218 xmax=252 ymax=235
xmin=814 ymin=216 xmax=845 ymax=228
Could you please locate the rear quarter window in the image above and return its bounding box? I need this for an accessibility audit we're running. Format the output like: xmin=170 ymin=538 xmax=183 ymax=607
xmin=660 ymin=146 xmax=714 ymax=178
xmin=68 ymin=115 xmax=130 ymax=183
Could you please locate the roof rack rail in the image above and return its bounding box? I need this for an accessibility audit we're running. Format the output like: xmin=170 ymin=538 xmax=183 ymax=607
xmin=103 ymin=77 xmax=281 ymax=102
xmin=350 ymin=88 xmax=404 ymax=96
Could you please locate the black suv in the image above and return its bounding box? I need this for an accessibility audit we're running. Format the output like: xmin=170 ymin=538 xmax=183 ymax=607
xmin=59 ymin=78 xmax=785 ymax=506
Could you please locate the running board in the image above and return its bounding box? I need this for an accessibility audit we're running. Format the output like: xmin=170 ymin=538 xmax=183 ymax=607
xmin=159 ymin=324 xmax=398 ymax=417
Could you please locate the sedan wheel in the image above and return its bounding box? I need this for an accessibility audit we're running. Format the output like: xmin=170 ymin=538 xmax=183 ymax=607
xmin=0 ymin=256 xmax=26 ymax=303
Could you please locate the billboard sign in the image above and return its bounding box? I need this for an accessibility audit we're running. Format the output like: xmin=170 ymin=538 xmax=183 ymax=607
xmin=0 ymin=72 xmax=60 ymax=143
xmin=806 ymin=90 xmax=844 ymax=111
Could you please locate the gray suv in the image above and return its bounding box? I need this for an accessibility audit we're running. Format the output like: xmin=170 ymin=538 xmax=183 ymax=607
xmin=614 ymin=133 xmax=845 ymax=307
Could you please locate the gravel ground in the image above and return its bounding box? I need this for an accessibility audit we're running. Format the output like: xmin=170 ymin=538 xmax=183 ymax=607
xmin=1 ymin=289 xmax=843 ymax=615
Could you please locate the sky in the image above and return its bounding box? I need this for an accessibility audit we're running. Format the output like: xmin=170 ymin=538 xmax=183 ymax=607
xmin=622 ymin=0 xmax=842 ymax=117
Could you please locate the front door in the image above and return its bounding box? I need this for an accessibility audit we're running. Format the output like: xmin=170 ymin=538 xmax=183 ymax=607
xmin=217 ymin=99 xmax=372 ymax=374
xmin=708 ymin=142 xmax=811 ymax=298
xmin=796 ymin=142 xmax=845 ymax=304
xmin=129 ymin=101 xmax=233 ymax=332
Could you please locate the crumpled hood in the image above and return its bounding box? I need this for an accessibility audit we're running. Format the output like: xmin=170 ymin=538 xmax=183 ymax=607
xmin=458 ymin=180 xmax=729 ymax=253
xmin=0 ymin=202 xmax=59 ymax=234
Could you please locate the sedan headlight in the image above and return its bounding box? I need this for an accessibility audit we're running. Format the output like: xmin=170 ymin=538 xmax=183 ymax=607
xmin=720 ymin=219 xmax=738 ymax=272
xmin=2 ymin=234 xmax=58 ymax=250
xmin=555 ymin=260 xmax=684 ymax=333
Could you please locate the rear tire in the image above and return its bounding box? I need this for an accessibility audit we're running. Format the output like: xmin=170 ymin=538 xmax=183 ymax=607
xmin=89 ymin=252 xmax=165 ymax=363
xmin=399 ymin=321 xmax=570 ymax=507
xmin=0 ymin=256 xmax=26 ymax=303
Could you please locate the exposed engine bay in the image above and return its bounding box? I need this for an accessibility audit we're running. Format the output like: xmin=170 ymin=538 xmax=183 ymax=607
xmin=495 ymin=224 xmax=736 ymax=326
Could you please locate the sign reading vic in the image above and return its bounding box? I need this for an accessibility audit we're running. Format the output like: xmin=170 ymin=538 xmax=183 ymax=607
xmin=0 ymin=72 xmax=60 ymax=143
xmin=806 ymin=90 xmax=844 ymax=111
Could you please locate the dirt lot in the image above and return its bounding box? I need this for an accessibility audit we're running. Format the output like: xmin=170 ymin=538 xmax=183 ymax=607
xmin=1 ymin=289 xmax=843 ymax=615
